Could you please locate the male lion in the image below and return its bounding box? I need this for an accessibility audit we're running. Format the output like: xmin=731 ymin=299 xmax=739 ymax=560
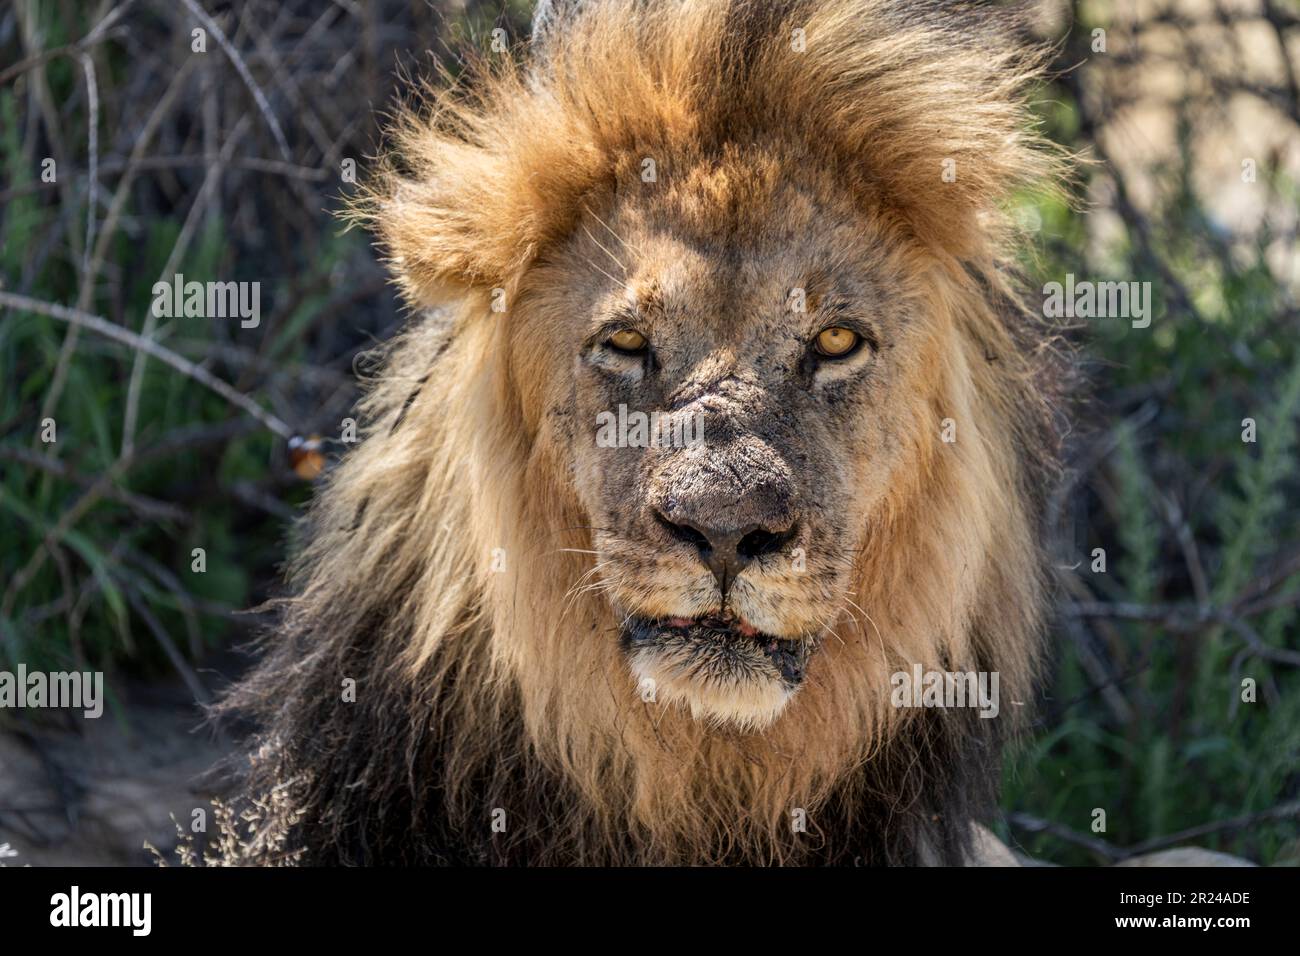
xmin=220 ymin=0 xmax=1067 ymax=865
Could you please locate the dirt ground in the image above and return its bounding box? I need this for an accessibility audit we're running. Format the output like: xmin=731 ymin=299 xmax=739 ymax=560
xmin=0 ymin=674 xmax=232 ymax=867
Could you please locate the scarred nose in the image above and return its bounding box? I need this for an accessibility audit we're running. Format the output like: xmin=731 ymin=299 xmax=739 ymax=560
xmin=649 ymin=432 xmax=801 ymax=595
xmin=655 ymin=513 xmax=798 ymax=594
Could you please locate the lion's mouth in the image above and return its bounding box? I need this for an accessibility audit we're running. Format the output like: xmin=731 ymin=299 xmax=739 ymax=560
xmin=621 ymin=612 xmax=816 ymax=686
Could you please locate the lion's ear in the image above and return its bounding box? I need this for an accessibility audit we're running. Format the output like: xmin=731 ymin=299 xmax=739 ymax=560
xmin=365 ymin=83 xmax=603 ymax=309
xmin=372 ymin=168 xmax=514 ymax=307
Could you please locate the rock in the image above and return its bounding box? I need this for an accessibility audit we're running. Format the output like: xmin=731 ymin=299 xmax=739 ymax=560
xmin=0 ymin=680 xmax=229 ymax=867
xmin=1118 ymin=848 xmax=1256 ymax=867
xmin=969 ymin=823 xmax=1022 ymax=866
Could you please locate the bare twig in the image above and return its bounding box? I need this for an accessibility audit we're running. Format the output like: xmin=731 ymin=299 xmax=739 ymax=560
xmin=1123 ymin=800 xmax=1300 ymax=857
xmin=1006 ymin=813 xmax=1124 ymax=862
xmin=120 ymin=115 xmax=252 ymax=457
xmin=78 ymin=52 xmax=98 ymax=280
xmin=175 ymin=0 xmax=293 ymax=162
xmin=124 ymin=588 xmax=211 ymax=705
xmin=1009 ymin=799 xmax=1300 ymax=862
xmin=0 ymin=445 xmax=189 ymax=524
xmin=0 ymin=291 xmax=293 ymax=439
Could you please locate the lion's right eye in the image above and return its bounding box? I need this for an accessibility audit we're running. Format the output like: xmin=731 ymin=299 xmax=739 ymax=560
xmin=813 ymin=326 xmax=860 ymax=358
xmin=607 ymin=329 xmax=649 ymax=354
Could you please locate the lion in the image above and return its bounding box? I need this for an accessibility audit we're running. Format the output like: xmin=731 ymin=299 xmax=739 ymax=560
xmin=218 ymin=0 xmax=1068 ymax=866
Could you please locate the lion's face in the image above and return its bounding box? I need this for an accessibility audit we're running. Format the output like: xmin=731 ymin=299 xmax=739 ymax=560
xmin=518 ymin=165 xmax=939 ymax=729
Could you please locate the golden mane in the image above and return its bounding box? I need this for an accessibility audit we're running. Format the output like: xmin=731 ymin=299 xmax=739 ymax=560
xmin=367 ymin=0 xmax=1059 ymax=302
xmin=221 ymin=0 xmax=1068 ymax=865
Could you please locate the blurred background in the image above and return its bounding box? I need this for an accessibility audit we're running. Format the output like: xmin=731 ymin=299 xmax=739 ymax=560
xmin=0 ymin=0 xmax=1297 ymax=866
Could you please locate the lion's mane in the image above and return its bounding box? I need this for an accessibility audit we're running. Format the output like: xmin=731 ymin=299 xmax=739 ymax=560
xmin=219 ymin=0 xmax=1068 ymax=865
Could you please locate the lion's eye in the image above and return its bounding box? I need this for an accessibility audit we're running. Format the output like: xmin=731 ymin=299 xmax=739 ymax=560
xmin=813 ymin=326 xmax=859 ymax=358
xmin=607 ymin=329 xmax=648 ymax=354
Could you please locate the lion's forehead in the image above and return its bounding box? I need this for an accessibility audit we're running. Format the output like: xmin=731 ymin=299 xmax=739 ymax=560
xmin=579 ymin=227 xmax=909 ymax=348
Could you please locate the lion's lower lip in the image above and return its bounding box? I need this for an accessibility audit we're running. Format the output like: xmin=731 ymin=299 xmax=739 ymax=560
xmin=664 ymin=613 xmax=759 ymax=636
xmin=624 ymin=614 xmax=815 ymax=685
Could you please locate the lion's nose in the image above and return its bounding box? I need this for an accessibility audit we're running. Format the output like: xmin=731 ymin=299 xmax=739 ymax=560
xmin=655 ymin=513 xmax=797 ymax=595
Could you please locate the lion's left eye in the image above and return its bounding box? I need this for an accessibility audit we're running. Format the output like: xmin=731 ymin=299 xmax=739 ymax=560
xmin=813 ymin=327 xmax=859 ymax=358
xmin=607 ymin=329 xmax=649 ymax=354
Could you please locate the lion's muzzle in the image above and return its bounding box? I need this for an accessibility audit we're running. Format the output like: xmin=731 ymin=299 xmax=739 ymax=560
xmin=647 ymin=434 xmax=802 ymax=596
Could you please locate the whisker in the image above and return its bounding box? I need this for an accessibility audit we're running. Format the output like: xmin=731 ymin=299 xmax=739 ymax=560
xmin=561 ymin=561 xmax=612 ymax=608
xmin=581 ymin=222 xmax=626 ymax=274
xmin=584 ymin=256 xmax=630 ymax=290
xmin=582 ymin=202 xmax=643 ymax=256
xmin=816 ymin=615 xmax=847 ymax=648
xmin=842 ymin=594 xmax=887 ymax=661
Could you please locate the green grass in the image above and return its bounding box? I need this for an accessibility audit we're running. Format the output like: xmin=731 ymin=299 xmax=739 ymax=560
xmin=1000 ymin=74 xmax=1300 ymax=864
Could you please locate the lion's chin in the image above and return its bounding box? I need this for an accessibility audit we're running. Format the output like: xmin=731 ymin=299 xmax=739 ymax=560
xmin=621 ymin=615 xmax=816 ymax=731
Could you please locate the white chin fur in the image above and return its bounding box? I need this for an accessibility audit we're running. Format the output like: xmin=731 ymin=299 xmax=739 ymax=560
xmin=629 ymin=648 xmax=795 ymax=732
